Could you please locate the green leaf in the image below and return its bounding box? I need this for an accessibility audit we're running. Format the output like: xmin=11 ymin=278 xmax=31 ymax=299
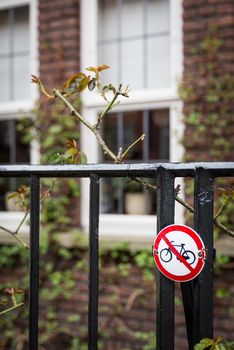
xmin=76 ymin=75 xmax=90 ymax=92
xmin=79 ymin=151 xmax=87 ymax=164
xmin=63 ymin=148 xmax=78 ymax=161
xmin=195 ymin=338 xmax=215 ymax=350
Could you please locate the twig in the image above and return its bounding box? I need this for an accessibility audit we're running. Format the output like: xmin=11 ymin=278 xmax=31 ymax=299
xmin=53 ymin=89 xmax=94 ymax=132
xmin=40 ymin=178 xmax=57 ymax=204
xmin=95 ymin=88 xmax=120 ymax=129
xmin=214 ymin=219 xmax=234 ymax=238
xmin=92 ymin=128 xmax=118 ymax=162
xmin=121 ymin=134 xmax=145 ymax=161
xmin=15 ymin=210 xmax=29 ymax=235
xmin=0 ymin=303 xmax=24 ymax=316
xmin=214 ymin=196 xmax=230 ymax=220
xmin=54 ymin=89 xmax=118 ymax=162
xmin=0 ymin=226 xmax=29 ymax=249
xmin=133 ymin=177 xmax=158 ymax=192
xmin=175 ymin=195 xmax=194 ymax=214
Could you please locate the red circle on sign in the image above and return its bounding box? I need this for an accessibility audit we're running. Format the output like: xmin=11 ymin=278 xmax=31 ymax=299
xmin=153 ymin=224 xmax=206 ymax=282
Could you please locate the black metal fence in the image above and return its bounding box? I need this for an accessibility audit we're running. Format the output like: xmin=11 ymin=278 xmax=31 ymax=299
xmin=0 ymin=162 xmax=234 ymax=350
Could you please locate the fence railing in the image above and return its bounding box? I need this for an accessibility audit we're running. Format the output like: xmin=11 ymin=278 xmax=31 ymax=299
xmin=0 ymin=162 xmax=234 ymax=350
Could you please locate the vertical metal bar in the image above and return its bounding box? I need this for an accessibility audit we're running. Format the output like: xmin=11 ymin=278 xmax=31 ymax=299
xmin=88 ymin=174 xmax=100 ymax=350
xmin=29 ymin=174 xmax=40 ymax=350
xmin=156 ymin=168 xmax=175 ymax=350
xmin=180 ymin=281 xmax=194 ymax=350
xmin=193 ymin=168 xmax=214 ymax=344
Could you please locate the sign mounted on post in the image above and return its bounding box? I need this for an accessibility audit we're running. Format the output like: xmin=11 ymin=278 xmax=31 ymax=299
xmin=153 ymin=224 xmax=206 ymax=282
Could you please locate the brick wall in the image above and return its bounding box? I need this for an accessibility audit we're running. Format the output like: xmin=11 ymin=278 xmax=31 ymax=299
xmin=183 ymin=0 xmax=234 ymax=161
xmin=38 ymin=0 xmax=81 ymax=226
xmin=0 ymin=250 xmax=234 ymax=349
xmin=39 ymin=0 xmax=80 ymax=88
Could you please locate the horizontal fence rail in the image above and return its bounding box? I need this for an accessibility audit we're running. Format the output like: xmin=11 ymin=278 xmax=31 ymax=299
xmin=0 ymin=162 xmax=234 ymax=177
xmin=0 ymin=162 xmax=233 ymax=350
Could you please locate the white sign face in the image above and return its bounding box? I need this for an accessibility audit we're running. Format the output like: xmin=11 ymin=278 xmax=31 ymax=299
xmin=153 ymin=224 xmax=206 ymax=282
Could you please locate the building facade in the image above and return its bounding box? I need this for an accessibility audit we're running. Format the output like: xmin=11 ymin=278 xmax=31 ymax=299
xmin=0 ymin=0 xmax=233 ymax=349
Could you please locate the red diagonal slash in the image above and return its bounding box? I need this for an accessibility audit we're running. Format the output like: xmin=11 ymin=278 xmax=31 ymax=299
xmin=163 ymin=235 xmax=194 ymax=272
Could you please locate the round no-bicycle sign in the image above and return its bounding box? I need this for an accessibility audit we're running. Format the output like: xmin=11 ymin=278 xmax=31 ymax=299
xmin=153 ymin=224 xmax=206 ymax=282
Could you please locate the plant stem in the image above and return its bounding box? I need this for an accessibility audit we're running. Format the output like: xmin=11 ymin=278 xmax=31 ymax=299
xmin=0 ymin=303 xmax=24 ymax=316
xmin=53 ymin=89 xmax=94 ymax=132
xmin=95 ymin=90 xmax=120 ymax=128
xmin=121 ymin=134 xmax=145 ymax=161
xmin=15 ymin=210 xmax=29 ymax=235
xmin=54 ymin=89 xmax=118 ymax=162
xmin=214 ymin=196 xmax=230 ymax=220
xmin=0 ymin=226 xmax=29 ymax=249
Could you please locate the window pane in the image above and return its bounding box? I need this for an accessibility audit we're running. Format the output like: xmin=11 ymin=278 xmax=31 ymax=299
xmin=102 ymin=113 xmax=118 ymax=160
xmin=13 ymin=55 xmax=30 ymax=100
xmin=123 ymin=111 xmax=143 ymax=160
xmin=0 ymin=58 xmax=10 ymax=102
xmin=13 ymin=6 xmax=30 ymax=53
xmin=98 ymin=0 xmax=170 ymax=90
xmin=0 ymin=120 xmax=30 ymax=210
xmin=147 ymin=0 xmax=170 ymax=34
xmin=121 ymin=39 xmax=143 ymax=89
xmin=147 ymin=36 xmax=170 ymax=88
xmin=0 ymin=9 xmax=10 ymax=54
xmin=149 ymin=109 xmax=169 ymax=160
xmin=98 ymin=0 xmax=118 ymax=41
xmin=121 ymin=0 xmax=144 ymax=38
xmin=101 ymin=178 xmax=124 ymax=214
xmin=98 ymin=42 xmax=118 ymax=86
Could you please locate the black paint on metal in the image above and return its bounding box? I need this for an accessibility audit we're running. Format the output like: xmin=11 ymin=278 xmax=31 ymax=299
xmin=0 ymin=162 xmax=233 ymax=178
xmin=29 ymin=174 xmax=40 ymax=350
xmin=88 ymin=174 xmax=100 ymax=350
xmin=0 ymin=163 xmax=233 ymax=350
xmin=156 ymin=168 xmax=175 ymax=350
xmin=181 ymin=281 xmax=195 ymax=350
xmin=193 ymin=168 xmax=214 ymax=344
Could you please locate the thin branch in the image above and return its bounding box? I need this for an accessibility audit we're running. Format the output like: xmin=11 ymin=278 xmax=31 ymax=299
xmin=133 ymin=177 xmax=158 ymax=192
xmin=0 ymin=226 xmax=29 ymax=249
xmin=15 ymin=210 xmax=29 ymax=235
xmin=95 ymin=90 xmax=120 ymax=128
xmin=92 ymin=128 xmax=118 ymax=162
xmin=40 ymin=178 xmax=57 ymax=204
xmin=214 ymin=196 xmax=230 ymax=220
xmin=53 ymin=89 xmax=94 ymax=132
xmin=214 ymin=219 xmax=234 ymax=238
xmin=54 ymin=89 xmax=118 ymax=162
xmin=0 ymin=303 xmax=24 ymax=316
xmin=175 ymin=195 xmax=194 ymax=214
xmin=121 ymin=134 xmax=145 ymax=161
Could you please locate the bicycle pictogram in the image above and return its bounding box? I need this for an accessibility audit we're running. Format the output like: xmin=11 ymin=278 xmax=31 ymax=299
xmin=160 ymin=241 xmax=196 ymax=265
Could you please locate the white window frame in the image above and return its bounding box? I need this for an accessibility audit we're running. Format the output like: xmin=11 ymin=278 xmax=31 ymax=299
xmin=0 ymin=0 xmax=39 ymax=242
xmin=80 ymin=0 xmax=184 ymax=243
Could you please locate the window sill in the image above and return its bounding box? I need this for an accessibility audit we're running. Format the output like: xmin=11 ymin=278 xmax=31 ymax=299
xmin=89 ymin=214 xmax=156 ymax=249
xmin=0 ymin=212 xmax=29 ymax=244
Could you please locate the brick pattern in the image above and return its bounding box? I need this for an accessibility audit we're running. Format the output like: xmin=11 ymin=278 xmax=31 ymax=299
xmin=38 ymin=0 xmax=81 ymax=226
xmin=39 ymin=0 xmax=80 ymax=88
xmin=183 ymin=0 xmax=234 ymax=161
xmin=0 ymin=256 xmax=234 ymax=349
